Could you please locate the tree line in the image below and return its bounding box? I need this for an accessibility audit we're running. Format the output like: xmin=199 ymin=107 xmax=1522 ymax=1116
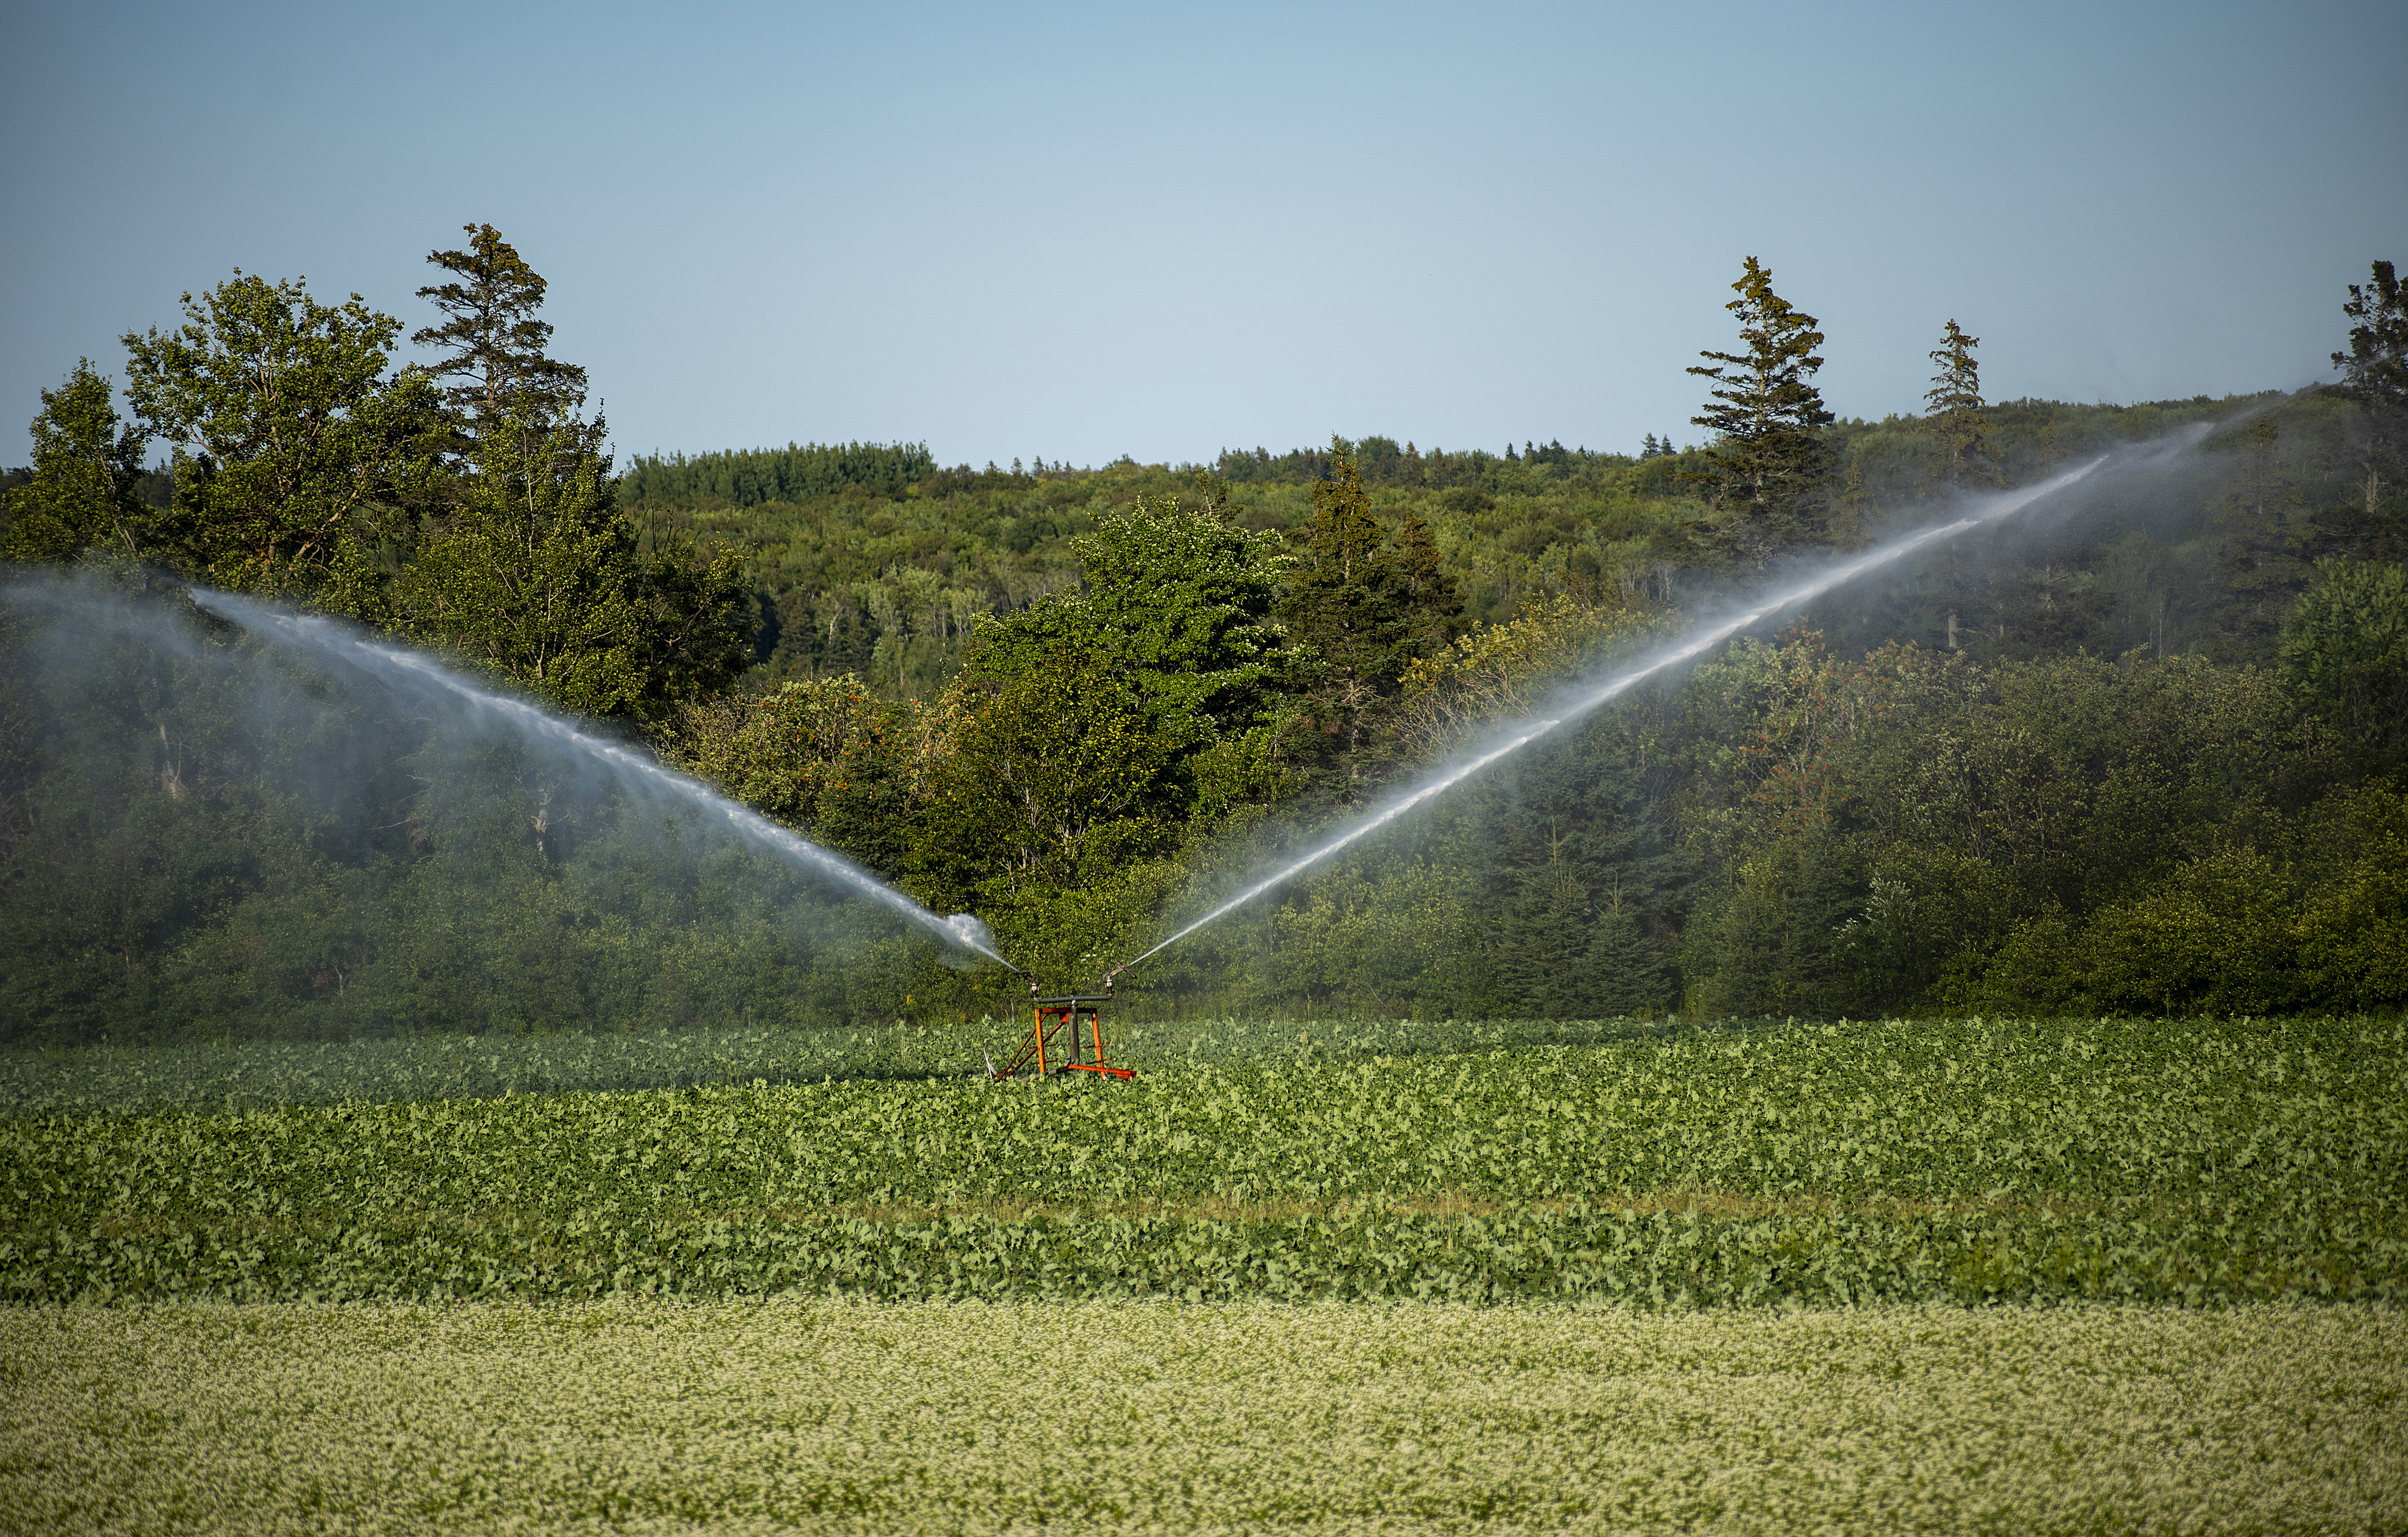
xmin=2 ymin=243 xmax=2402 ymax=1040
xmin=1 ymin=228 xmax=753 ymax=722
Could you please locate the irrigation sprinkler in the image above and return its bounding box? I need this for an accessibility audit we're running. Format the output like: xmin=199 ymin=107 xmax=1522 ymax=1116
xmin=986 ymin=971 xmax=1134 ymax=1081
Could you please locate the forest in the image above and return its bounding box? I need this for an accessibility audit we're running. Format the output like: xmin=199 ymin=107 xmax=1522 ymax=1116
xmin=2 ymin=232 xmax=2403 ymax=1043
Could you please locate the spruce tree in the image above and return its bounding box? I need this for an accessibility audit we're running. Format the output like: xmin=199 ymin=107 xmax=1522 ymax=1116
xmin=413 ymin=224 xmax=590 ymax=459
xmin=2331 ymin=258 xmax=2405 ymax=526
xmin=1683 ymin=257 xmax=1835 ymax=564
xmin=1498 ymin=859 xmax=1589 ymax=1017
xmin=390 ymin=405 xmax=749 ymax=722
xmin=1279 ymin=441 xmax=1410 ymax=790
xmin=1392 ymin=508 xmax=1462 ymax=653
xmin=1923 ymin=319 xmax=1998 ymax=484
xmin=1572 ymin=902 xmax=1672 ymax=1016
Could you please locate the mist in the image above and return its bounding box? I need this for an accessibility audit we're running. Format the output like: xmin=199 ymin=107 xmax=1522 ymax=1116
xmin=0 ymin=571 xmax=1011 ymax=1044
xmin=1114 ymin=425 xmax=2242 ymax=1013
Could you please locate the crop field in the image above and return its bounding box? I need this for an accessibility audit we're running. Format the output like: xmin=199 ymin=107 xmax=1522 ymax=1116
xmin=3 ymin=1014 xmax=2402 ymax=1307
xmin=5 ymin=1298 xmax=2404 ymax=1535
xmin=3 ymin=1012 xmax=2404 ymax=1534
xmin=0 ymin=1015 xmax=1723 ymax=1119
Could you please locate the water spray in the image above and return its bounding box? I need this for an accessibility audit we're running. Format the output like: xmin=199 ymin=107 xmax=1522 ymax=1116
xmin=1110 ymin=453 xmax=2116 ymax=974
xmin=184 ymin=589 xmax=1020 ymax=973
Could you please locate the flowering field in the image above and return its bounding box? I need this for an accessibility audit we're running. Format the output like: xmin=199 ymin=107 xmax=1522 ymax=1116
xmin=3 ymin=1298 xmax=2403 ymax=1535
xmin=2 ymin=1014 xmax=2401 ymax=1307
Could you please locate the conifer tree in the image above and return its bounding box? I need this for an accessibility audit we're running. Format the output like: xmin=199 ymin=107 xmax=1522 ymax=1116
xmin=1279 ymin=442 xmax=1411 ymax=786
xmin=1498 ymin=860 xmax=1589 ymax=1016
xmin=1392 ymin=508 xmax=1462 ymax=653
xmin=413 ymin=224 xmax=590 ymax=460
xmin=1683 ymin=257 xmax=1834 ymax=563
xmin=1923 ymin=319 xmax=1998 ymax=484
xmin=2331 ymin=258 xmax=2405 ymax=524
xmin=389 ymin=405 xmax=749 ymax=721
xmin=1569 ymin=902 xmax=1672 ymax=1016
xmin=1302 ymin=442 xmax=1386 ymax=584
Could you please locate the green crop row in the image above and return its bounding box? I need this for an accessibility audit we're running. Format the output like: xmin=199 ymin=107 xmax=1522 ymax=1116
xmin=3 ymin=1015 xmax=2401 ymax=1306
xmin=0 ymin=1014 xmax=1729 ymax=1120
xmin=8 ymin=1198 xmax=2401 ymax=1308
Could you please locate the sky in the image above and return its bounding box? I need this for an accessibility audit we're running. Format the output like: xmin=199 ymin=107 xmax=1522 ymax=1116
xmin=5 ymin=0 xmax=2404 ymax=471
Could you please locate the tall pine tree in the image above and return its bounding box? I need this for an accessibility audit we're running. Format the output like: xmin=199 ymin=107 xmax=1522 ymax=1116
xmin=1683 ymin=257 xmax=1834 ymax=564
xmin=1923 ymin=319 xmax=1998 ymax=485
xmin=413 ymin=224 xmax=591 ymax=462
xmin=2331 ymin=258 xmax=2405 ymax=534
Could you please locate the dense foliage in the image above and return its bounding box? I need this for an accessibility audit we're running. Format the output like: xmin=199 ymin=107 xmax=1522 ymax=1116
xmin=3 ymin=246 xmax=2404 ymax=1037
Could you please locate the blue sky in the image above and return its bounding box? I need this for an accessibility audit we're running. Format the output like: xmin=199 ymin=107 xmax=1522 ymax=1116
xmin=5 ymin=0 xmax=2403 ymax=469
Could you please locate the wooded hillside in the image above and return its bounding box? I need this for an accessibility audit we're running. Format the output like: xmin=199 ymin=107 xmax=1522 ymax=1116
xmin=4 ymin=244 xmax=2402 ymax=1039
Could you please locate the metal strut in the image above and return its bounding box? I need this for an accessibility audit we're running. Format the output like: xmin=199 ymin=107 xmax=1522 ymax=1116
xmin=990 ymin=975 xmax=1133 ymax=1080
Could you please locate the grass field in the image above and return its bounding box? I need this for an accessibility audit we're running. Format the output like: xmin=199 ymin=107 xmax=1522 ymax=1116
xmin=4 ymin=1298 xmax=2403 ymax=1535
xmin=2 ymin=1014 xmax=2402 ymax=1532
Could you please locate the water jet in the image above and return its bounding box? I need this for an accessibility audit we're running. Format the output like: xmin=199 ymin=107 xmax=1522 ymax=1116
xmin=185 ymin=588 xmax=1019 ymax=973
xmin=1112 ymin=453 xmax=2122 ymax=972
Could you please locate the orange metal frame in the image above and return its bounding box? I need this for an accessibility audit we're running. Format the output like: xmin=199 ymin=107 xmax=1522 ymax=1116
xmin=994 ymin=991 xmax=1133 ymax=1080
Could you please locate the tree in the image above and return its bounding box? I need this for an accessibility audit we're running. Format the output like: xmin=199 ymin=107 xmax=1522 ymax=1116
xmin=1683 ymin=257 xmax=1835 ymax=564
xmin=121 ymin=272 xmax=445 ymax=595
xmin=2331 ymin=258 xmax=2405 ymax=524
xmin=911 ymin=648 xmax=1193 ymax=909
xmin=1392 ymin=509 xmax=1464 ymax=655
xmin=966 ymin=493 xmax=1297 ymax=737
xmin=1279 ymin=443 xmax=1413 ymax=787
xmin=0 ymin=360 xmax=150 ymax=562
xmin=1496 ymin=856 xmax=1590 ymax=1016
xmin=2279 ymin=557 xmax=2408 ymax=770
xmin=413 ymin=225 xmax=590 ymax=460
xmin=1569 ymin=901 xmax=1672 ymax=1016
xmin=388 ymin=407 xmax=749 ymax=721
xmin=1922 ymin=319 xmax=1999 ymax=485
xmin=905 ymin=493 xmax=1300 ymax=922
xmin=670 ymin=674 xmax=929 ymax=875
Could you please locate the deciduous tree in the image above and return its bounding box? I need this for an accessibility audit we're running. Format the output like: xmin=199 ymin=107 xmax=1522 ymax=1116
xmin=912 ymin=649 xmax=1192 ymax=907
xmin=0 ymin=360 xmax=150 ymax=562
xmin=966 ymin=493 xmax=1297 ymax=735
xmin=2279 ymin=556 xmax=2408 ymax=770
xmin=121 ymin=272 xmax=445 ymax=595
